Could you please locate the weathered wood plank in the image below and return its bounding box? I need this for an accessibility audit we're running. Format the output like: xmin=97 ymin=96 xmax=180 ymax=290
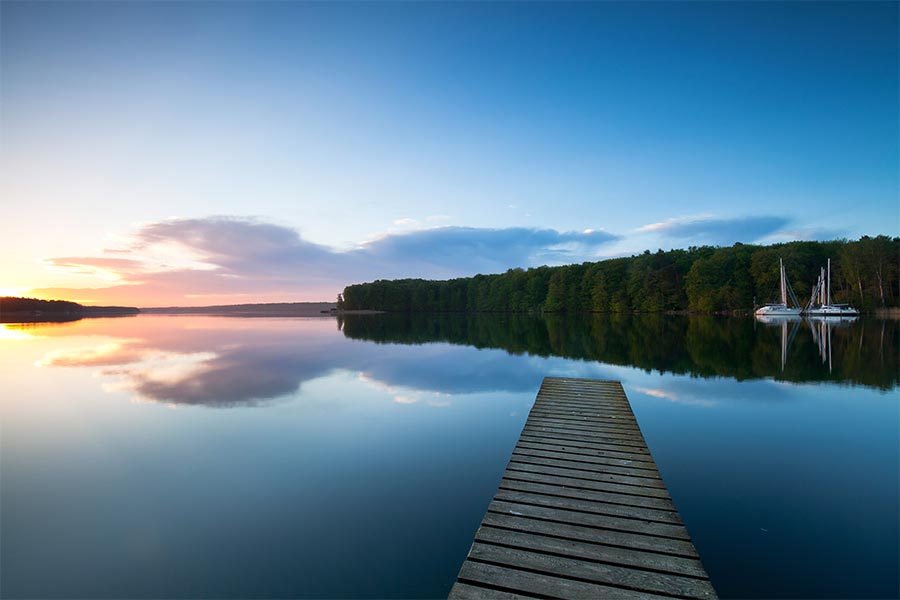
xmin=498 ymin=478 xmax=678 ymax=514
xmin=448 ymin=377 xmax=716 ymax=600
xmin=514 ymin=441 xmax=658 ymax=468
xmin=523 ymin=425 xmax=649 ymax=448
xmin=509 ymin=456 xmax=665 ymax=488
xmin=510 ymin=454 xmax=658 ymax=481
xmin=517 ymin=434 xmax=654 ymax=458
xmin=477 ymin=519 xmax=706 ymax=577
xmin=534 ymin=409 xmax=635 ymax=420
xmin=525 ymin=417 xmax=646 ymax=438
xmin=511 ymin=448 xmax=662 ymax=477
xmin=446 ymin=581 xmax=534 ymax=600
xmin=489 ymin=499 xmax=691 ymax=541
xmin=457 ymin=561 xmax=672 ymax=600
xmin=531 ymin=396 xmax=630 ymax=407
xmin=536 ymin=399 xmax=633 ymax=412
xmin=501 ymin=473 xmax=676 ymax=511
xmin=468 ymin=542 xmax=716 ymax=598
xmin=493 ymin=487 xmax=682 ymax=526
xmin=506 ymin=461 xmax=672 ymax=496
xmin=528 ymin=409 xmax=638 ymax=421
xmin=481 ymin=512 xmax=699 ymax=560
xmin=526 ymin=410 xmax=643 ymax=428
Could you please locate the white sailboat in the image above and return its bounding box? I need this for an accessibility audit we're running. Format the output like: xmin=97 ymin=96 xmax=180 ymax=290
xmin=755 ymin=258 xmax=802 ymax=316
xmin=805 ymin=258 xmax=860 ymax=317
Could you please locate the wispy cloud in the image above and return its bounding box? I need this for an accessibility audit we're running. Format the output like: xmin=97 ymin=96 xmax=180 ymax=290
xmin=33 ymin=217 xmax=620 ymax=305
xmin=357 ymin=226 xmax=620 ymax=277
xmin=759 ymin=226 xmax=848 ymax=244
xmin=635 ymin=215 xmax=791 ymax=246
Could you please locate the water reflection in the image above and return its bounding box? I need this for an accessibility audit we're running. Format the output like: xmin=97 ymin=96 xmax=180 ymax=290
xmin=753 ymin=316 xmax=802 ymax=372
xmin=340 ymin=313 xmax=898 ymax=390
xmin=25 ymin=317 xmax=620 ymax=407
xmin=30 ymin=318 xmax=345 ymax=406
xmin=2 ymin=315 xmax=897 ymax=599
xmin=23 ymin=313 xmax=898 ymax=409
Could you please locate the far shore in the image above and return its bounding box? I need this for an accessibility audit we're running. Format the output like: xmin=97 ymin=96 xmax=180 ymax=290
xmin=141 ymin=302 xmax=338 ymax=317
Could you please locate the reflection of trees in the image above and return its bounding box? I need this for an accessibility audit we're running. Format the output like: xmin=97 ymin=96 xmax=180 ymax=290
xmin=340 ymin=314 xmax=898 ymax=390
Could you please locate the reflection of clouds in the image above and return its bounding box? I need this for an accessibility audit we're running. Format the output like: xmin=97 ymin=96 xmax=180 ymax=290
xmin=34 ymin=316 xmax=580 ymax=407
xmin=358 ymin=372 xmax=451 ymax=407
xmin=31 ymin=314 xmax=811 ymax=413
xmin=37 ymin=342 xmax=146 ymax=367
xmin=634 ymin=385 xmax=717 ymax=408
xmin=113 ymin=344 xmax=344 ymax=407
xmin=32 ymin=316 xmax=622 ymax=409
xmin=635 ymin=386 xmax=678 ymax=401
xmin=34 ymin=318 xmax=349 ymax=407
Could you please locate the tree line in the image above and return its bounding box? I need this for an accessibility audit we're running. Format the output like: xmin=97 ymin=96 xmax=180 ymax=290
xmin=340 ymin=236 xmax=899 ymax=313
xmin=0 ymin=297 xmax=139 ymax=322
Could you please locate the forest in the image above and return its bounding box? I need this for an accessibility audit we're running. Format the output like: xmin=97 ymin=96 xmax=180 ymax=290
xmin=340 ymin=236 xmax=899 ymax=313
xmin=0 ymin=297 xmax=139 ymax=322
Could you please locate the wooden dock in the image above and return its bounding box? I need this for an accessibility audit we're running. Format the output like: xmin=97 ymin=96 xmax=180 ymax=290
xmin=449 ymin=377 xmax=717 ymax=599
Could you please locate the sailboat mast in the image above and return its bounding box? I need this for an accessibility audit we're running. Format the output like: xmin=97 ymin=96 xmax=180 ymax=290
xmin=780 ymin=258 xmax=787 ymax=305
xmin=820 ymin=267 xmax=826 ymax=305
xmin=827 ymin=258 xmax=831 ymax=305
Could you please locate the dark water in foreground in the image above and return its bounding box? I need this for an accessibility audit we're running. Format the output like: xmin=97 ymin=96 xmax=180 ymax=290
xmin=1 ymin=314 xmax=897 ymax=599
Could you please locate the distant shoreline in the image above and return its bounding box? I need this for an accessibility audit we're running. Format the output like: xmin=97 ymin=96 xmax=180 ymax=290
xmin=0 ymin=297 xmax=140 ymax=323
xmin=140 ymin=302 xmax=337 ymax=317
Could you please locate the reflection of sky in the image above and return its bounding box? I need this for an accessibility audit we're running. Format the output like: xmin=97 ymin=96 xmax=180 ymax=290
xmin=1 ymin=316 xmax=898 ymax=599
xmin=22 ymin=315 xmax=807 ymax=409
xmin=24 ymin=316 xmax=628 ymax=406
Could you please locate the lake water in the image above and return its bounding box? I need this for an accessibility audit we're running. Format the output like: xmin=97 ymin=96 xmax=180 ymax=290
xmin=1 ymin=314 xmax=897 ymax=599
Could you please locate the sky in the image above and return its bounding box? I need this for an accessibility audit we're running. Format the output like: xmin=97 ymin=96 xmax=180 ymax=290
xmin=1 ymin=1 xmax=897 ymax=306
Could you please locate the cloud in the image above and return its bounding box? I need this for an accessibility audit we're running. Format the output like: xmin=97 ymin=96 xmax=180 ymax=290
xmin=35 ymin=213 xmax=829 ymax=307
xmin=635 ymin=215 xmax=791 ymax=245
xmin=34 ymin=217 xmax=621 ymax=306
xmin=759 ymin=226 xmax=848 ymax=244
xmin=357 ymin=226 xmax=620 ymax=276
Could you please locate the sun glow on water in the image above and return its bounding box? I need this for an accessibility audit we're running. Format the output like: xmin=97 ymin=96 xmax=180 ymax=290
xmin=0 ymin=325 xmax=38 ymax=341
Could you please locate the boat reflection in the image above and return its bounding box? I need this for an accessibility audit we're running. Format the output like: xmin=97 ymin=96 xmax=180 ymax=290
xmin=754 ymin=314 xmax=859 ymax=373
xmin=808 ymin=316 xmax=858 ymax=373
xmin=754 ymin=315 xmax=802 ymax=372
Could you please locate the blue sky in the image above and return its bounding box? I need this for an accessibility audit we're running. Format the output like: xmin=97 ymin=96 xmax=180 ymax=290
xmin=1 ymin=1 xmax=897 ymax=304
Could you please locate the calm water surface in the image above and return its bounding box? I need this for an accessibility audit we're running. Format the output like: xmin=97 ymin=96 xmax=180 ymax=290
xmin=1 ymin=314 xmax=897 ymax=599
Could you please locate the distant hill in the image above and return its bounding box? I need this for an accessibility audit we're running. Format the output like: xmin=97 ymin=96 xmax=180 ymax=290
xmin=0 ymin=297 xmax=140 ymax=323
xmin=141 ymin=302 xmax=337 ymax=317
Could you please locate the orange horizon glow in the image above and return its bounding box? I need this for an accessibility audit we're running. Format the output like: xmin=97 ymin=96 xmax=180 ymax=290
xmin=2 ymin=286 xmax=337 ymax=308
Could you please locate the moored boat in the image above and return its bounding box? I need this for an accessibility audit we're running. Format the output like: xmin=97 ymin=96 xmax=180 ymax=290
xmin=755 ymin=258 xmax=802 ymax=316
xmin=805 ymin=258 xmax=860 ymax=316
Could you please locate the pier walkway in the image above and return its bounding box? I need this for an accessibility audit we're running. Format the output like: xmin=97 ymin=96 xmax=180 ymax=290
xmin=449 ymin=377 xmax=717 ymax=599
